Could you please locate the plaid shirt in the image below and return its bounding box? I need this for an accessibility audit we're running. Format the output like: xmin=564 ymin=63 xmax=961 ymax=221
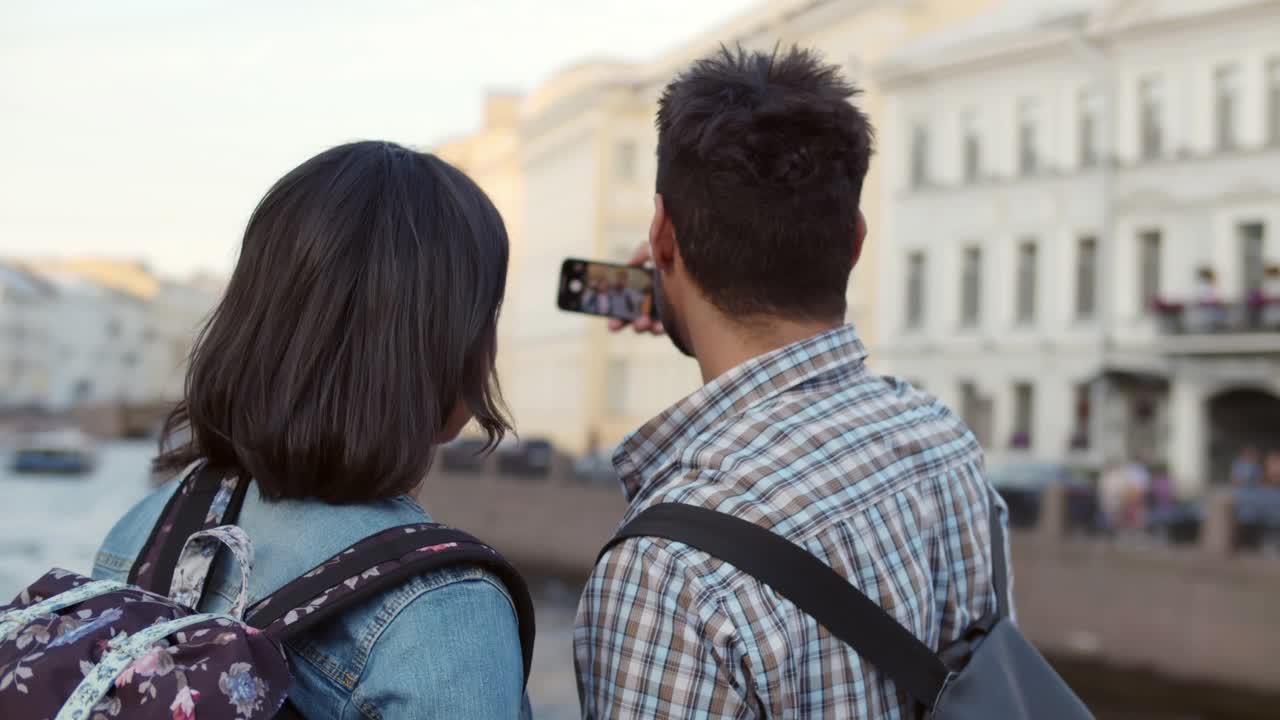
xmin=575 ymin=325 xmax=1008 ymax=719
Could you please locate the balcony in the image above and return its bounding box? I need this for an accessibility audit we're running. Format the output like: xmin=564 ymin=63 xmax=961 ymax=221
xmin=1150 ymin=295 xmax=1280 ymax=355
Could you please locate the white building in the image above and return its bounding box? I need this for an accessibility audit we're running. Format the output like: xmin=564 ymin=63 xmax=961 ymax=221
xmin=24 ymin=270 xmax=152 ymax=409
xmin=0 ymin=259 xmax=220 ymax=413
xmin=875 ymin=0 xmax=1280 ymax=496
xmin=0 ymin=264 xmax=55 ymax=408
xmin=148 ymin=277 xmax=220 ymax=402
xmin=451 ymin=0 xmax=1001 ymax=454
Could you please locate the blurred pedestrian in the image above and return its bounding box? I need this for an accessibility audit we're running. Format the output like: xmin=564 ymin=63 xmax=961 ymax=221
xmin=1124 ymin=460 xmax=1151 ymax=530
xmin=1099 ymin=461 xmax=1130 ymax=532
xmin=1191 ymin=266 xmax=1228 ymax=331
xmin=1230 ymin=446 xmax=1264 ymax=487
xmin=1148 ymin=464 xmax=1175 ymax=511
xmin=1264 ymin=451 xmax=1280 ymax=488
xmin=1195 ymin=266 xmax=1221 ymax=305
xmin=1262 ymin=265 xmax=1280 ymax=328
xmin=1265 ymin=264 xmax=1280 ymax=299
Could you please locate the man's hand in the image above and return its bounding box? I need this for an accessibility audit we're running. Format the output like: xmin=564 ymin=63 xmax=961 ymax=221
xmin=609 ymin=242 xmax=665 ymax=335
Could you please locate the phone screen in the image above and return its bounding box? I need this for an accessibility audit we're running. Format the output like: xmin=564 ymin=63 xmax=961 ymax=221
xmin=557 ymin=258 xmax=656 ymax=322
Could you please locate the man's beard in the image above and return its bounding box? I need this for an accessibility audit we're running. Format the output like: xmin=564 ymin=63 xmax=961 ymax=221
xmin=652 ymin=268 xmax=695 ymax=358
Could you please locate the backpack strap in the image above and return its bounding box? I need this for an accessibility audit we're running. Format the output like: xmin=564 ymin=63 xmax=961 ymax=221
xmin=600 ymin=503 xmax=951 ymax=709
xmin=244 ymin=523 xmax=536 ymax=686
xmin=989 ymin=490 xmax=1011 ymax=619
xmin=128 ymin=464 xmax=250 ymax=594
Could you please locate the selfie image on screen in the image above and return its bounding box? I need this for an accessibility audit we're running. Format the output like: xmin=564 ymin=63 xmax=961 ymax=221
xmin=559 ymin=260 xmax=654 ymax=322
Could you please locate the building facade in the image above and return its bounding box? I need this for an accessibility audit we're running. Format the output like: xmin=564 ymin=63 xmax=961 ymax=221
xmin=0 ymin=259 xmax=220 ymax=413
xmin=438 ymin=0 xmax=998 ymax=454
xmin=435 ymin=94 xmax=527 ymax=410
xmin=875 ymin=0 xmax=1280 ymax=494
xmin=0 ymin=264 xmax=54 ymax=408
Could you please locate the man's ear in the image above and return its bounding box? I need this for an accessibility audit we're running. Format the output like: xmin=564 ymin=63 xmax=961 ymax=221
xmin=852 ymin=210 xmax=867 ymax=269
xmin=650 ymin=194 xmax=678 ymax=273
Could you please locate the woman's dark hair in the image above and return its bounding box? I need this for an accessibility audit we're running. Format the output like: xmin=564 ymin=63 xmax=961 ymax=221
xmin=154 ymin=141 xmax=511 ymax=503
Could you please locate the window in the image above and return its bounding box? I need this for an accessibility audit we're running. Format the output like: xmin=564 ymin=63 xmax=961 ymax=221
xmin=614 ymin=141 xmax=636 ymax=181
xmin=1012 ymin=382 xmax=1034 ymax=449
xmin=1015 ymin=240 xmax=1038 ymax=325
xmin=604 ymin=358 xmax=628 ymax=415
xmin=960 ymin=382 xmax=980 ymax=425
xmin=910 ymin=124 xmax=929 ymax=188
xmin=1241 ymin=222 xmax=1266 ymax=295
xmin=905 ymin=252 xmax=926 ymax=329
xmin=1017 ymin=100 xmax=1039 ymax=176
xmin=1079 ymin=89 xmax=1101 ymax=168
xmin=1071 ymin=383 xmax=1091 ymax=450
xmin=962 ymin=110 xmax=981 ymax=182
xmin=1269 ymin=59 xmax=1280 ymax=145
xmin=961 ymin=247 xmax=982 ymax=327
xmin=1215 ymin=65 xmax=1241 ymax=151
xmin=1076 ymin=236 xmax=1098 ymax=319
xmin=960 ymin=381 xmax=993 ymax=447
xmin=1139 ymin=230 xmax=1162 ymax=311
xmin=1139 ymin=76 xmax=1165 ymax=160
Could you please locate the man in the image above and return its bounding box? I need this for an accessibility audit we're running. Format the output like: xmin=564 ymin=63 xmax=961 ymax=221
xmin=1265 ymin=451 xmax=1280 ymax=487
xmin=1262 ymin=265 xmax=1280 ymax=328
xmin=575 ymin=47 xmax=1008 ymax=718
xmin=583 ymin=278 xmax=611 ymax=316
xmin=608 ymin=270 xmax=640 ymax=319
xmin=1230 ymin=446 xmax=1263 ymax=487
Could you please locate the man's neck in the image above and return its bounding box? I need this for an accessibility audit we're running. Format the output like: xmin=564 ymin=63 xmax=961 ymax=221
xmin=691 ymin=314 xmax=844 ymax=384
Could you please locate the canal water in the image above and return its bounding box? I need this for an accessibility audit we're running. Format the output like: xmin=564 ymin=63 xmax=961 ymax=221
xmin=0 ymin=442 xmax=1260 ymax=719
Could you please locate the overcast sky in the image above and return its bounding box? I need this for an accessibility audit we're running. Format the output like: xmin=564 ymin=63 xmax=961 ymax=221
xmin=0 ymin=0 xmax=757 ymax=277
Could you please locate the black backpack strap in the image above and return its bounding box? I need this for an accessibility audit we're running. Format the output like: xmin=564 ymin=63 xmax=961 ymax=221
xmin=245 ymin=523 xmax=536 ymax=686
xmin=128 ymin=464 xmax=250 ymax=593
xmin=988 ymin=488 xmax=1010 ymax=619
xmin=601 ymin=504 xmax=950 ymax=709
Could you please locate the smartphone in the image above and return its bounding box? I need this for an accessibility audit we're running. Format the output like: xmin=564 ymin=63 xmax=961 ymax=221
xmin=557 ymin=258 xmax=657 ymax=322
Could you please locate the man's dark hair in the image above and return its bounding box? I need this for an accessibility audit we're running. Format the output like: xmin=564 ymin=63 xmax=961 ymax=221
xmin=154 ymin=141 xmax=511 ymax=503
xmin=656 ymin=46 xmax=874 ymax=320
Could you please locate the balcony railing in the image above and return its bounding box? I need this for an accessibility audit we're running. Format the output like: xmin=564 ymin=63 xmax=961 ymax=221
xmin=1151 ymin=295 xmax=1280 ymax=335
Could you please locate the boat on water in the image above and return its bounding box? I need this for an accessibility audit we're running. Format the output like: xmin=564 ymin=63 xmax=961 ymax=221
xmin=9 ymin=429 xmax=97 ymax=476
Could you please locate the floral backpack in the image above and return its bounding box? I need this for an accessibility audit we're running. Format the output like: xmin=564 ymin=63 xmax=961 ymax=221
xmin=0 ymin=465 xmax=535 ymax=719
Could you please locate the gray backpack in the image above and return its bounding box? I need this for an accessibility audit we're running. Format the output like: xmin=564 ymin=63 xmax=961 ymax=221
xmin=604 ymin=492 xmax=1094 ymax=719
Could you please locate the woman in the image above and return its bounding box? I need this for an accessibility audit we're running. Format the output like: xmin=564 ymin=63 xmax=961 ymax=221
xmin=92 ymin=142 xmax=529 ymax=718
xmin=1263 ymin=265 xmax=1280 ymax=328
xmin=1265 ymin=451 xmax=1280 ymax=488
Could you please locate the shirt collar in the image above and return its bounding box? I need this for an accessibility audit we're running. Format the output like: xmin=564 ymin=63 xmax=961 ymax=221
xmin=614 ymin=324 xmax=869 ymax=501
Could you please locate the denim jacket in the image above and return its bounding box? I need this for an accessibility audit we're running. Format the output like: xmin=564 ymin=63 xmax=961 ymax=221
xmin=93 ymin=478 xmax=530 ymax=719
